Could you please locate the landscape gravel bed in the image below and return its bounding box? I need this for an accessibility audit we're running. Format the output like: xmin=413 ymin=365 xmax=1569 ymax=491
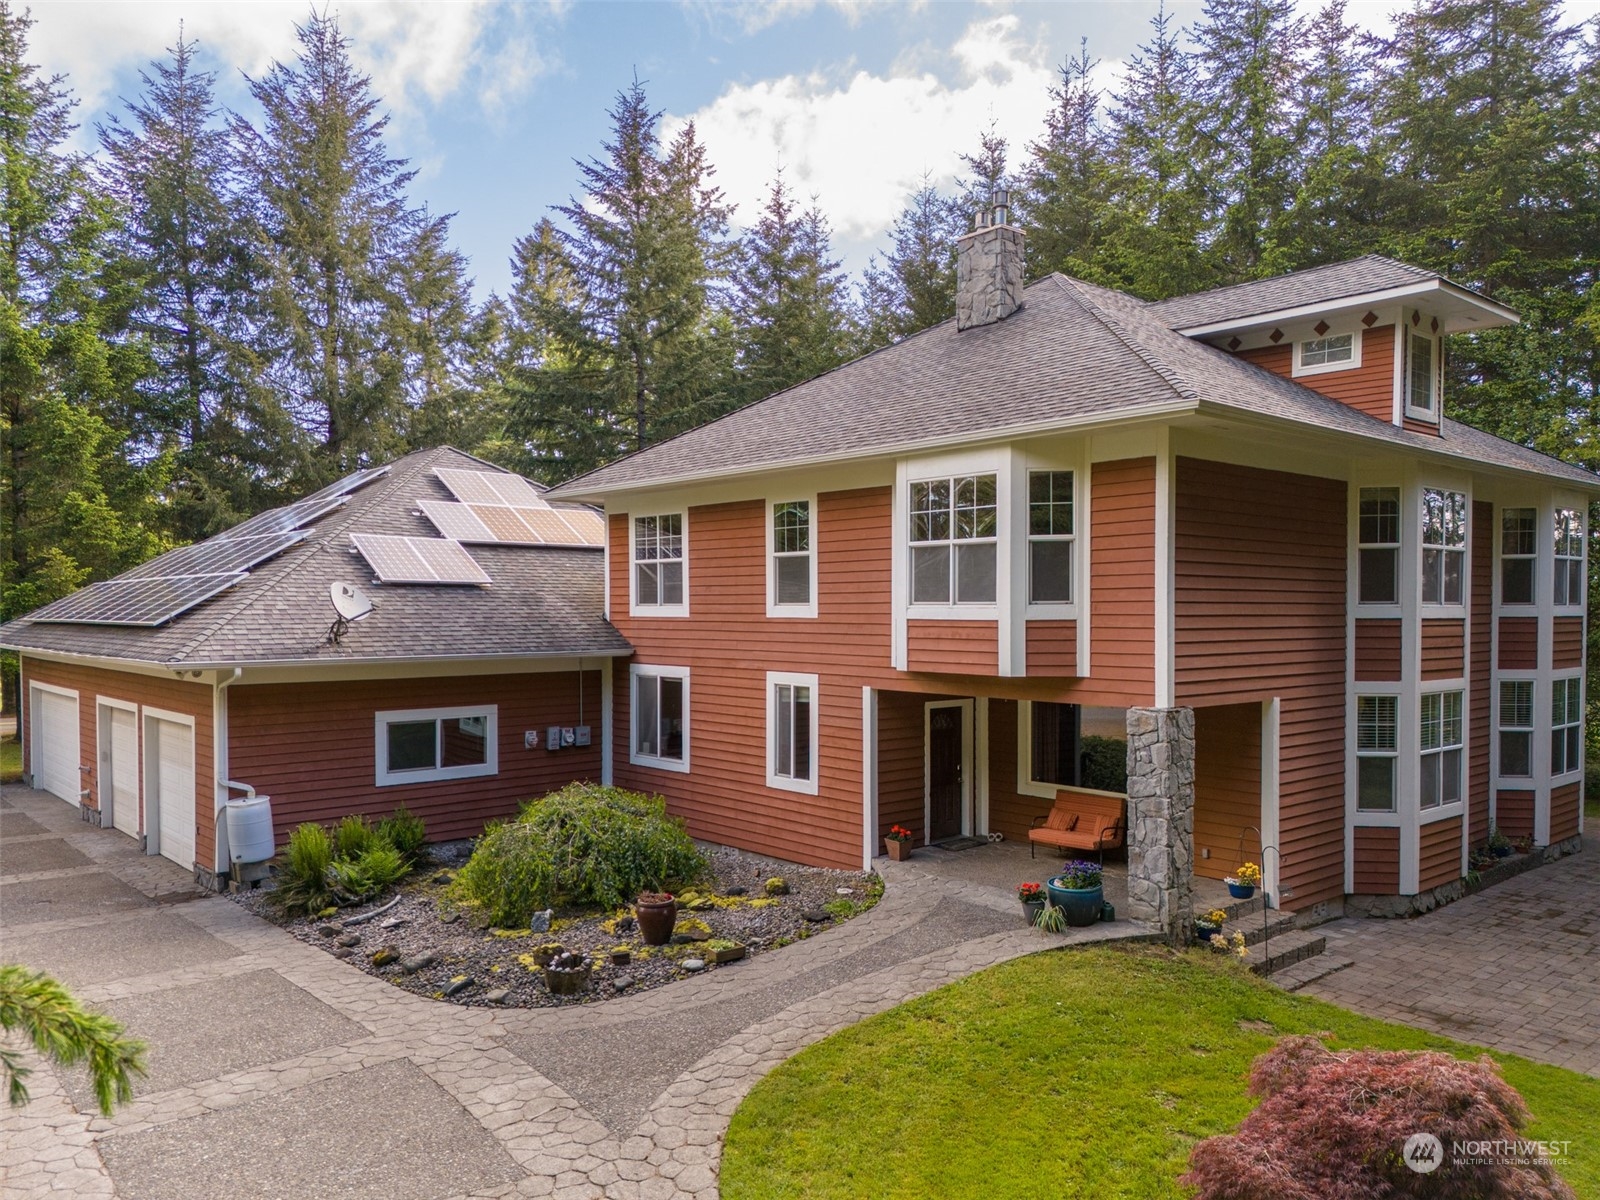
xmin=230 ymin=840 xmax=881 ymax=1008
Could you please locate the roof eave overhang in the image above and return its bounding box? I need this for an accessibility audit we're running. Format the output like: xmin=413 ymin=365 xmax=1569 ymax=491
xmin=3 ymin=643 xmax=634 ymax=671
xmin=550 ymin=397 xmax=1202 ymax=501
xmin=1174 ymin=279 xmax=1520 ymax=338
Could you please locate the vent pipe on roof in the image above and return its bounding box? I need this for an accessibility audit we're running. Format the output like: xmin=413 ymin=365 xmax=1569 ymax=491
xmin=956 ymin=190 xmax=1023 ymax=331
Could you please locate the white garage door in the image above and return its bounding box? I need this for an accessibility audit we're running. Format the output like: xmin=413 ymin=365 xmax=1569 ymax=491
xmin=30 ymin=686 xmax=80 ymax=805
xmin=146 ymin=716 xmax=195 ymax=870
xmin=100 ymin=704 xmax=140 ymax=837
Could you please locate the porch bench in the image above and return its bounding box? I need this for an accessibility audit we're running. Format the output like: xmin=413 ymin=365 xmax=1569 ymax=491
xmin=1028 ymin=790 xmax=1127 ymax=861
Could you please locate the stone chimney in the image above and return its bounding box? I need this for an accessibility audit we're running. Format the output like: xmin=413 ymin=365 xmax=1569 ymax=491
xmin=955 ymin=190 xmax=1024 ymax=331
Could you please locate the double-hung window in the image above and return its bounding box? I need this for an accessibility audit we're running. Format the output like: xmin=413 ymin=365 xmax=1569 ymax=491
xmin=1420 ymin=690 xmax=1463 ymax=809
xmin=766 ymin=672 xmax=818 ymax=794
xmin=1358 ymin=487 xmax=1401 ymax=605
xmin=1554 ymin=509 xmax=1584 ymax=607
xmin=1498 ymin=680 xmax=1533 ymax=778
xmin=1552 ymin=677 xmax=1581 ymax=776
xmin=1027 ymin=471 xmax=1074 ymax=604
xmin=634 ymin=514 xmax=685 ymax=611
xmin=1407 ymin=331 xmax=1437 ymax=414
xmin=1500 ymin=508 xmax=1536 ymax=605
xmin=1356 ymin=695 xmax=1398 ymax=812
xmin=1029 ymin=701 xmax=1080 ymax=788
xmin=1421 ymin=488 xmax=1466 ymax=605
xmin=769 ymin=500 xmax=813 ymax=612
xmin=631 ymin=666 xmax=688 ymax=771
xmin=375 ymin=705 xmax=497 ymax=786
xmin=909 ymin=474 xmax=997 ymax=605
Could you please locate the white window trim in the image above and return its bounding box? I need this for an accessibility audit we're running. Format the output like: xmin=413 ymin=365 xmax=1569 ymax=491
xmin=1404 ymin=327 xmax=1441 ymax=423
xmin=629 ymin=664 xmax=690 ymax=774
xmin=1419 ymin=485 xmax=1468 ymax=612
xmin=1355 ymin=693 xmax=1400 ymax=814
xmin=374 ymin=704 xmax=498 ymax=787
xmin=1498 ymin=505 xmax=1539 ymax=607
xmin=765 ymin=671 xmax=819 ymax=795
xmin=765 ymin=496 xmax=818 ymax=619
xmin=1292 ymin=327 xmax=1362 ymax=378
xmin=1023 ymin=468 xmax=1078 ymax=617
xmin=1418 ymin=689 xmax=1465 ymax=814
xmin=1356 ymin=485 xmax=1402 ymax=609
xmin=907 ymin=470 xmax=1000 ymax=613
xmin=628 ymin=510 xmax=689 ymax=619
xmin=1495 ymin=678 xmax=1535 ymax=783
xmin=1553 ymin=507 xmax=1586 ymax=612
xmin=1551 ymin=674 xmax=1583 ymax=779
xmin=1015 ymin=700 xmax=1061 ymax=800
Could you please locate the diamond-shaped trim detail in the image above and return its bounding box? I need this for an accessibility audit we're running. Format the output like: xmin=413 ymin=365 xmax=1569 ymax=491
xmin=1361 ymin=311 xmax=1378 ymax=327
xmin=1412 ymin=309 xmax=1422 ymax=326
xmin=1268 ymin=328 xmax=1284 ymax=344
xmin=1313 ymin=320 xmax=1330 ymax=336
xmin=1227 ymin=336 xmax=1242 ymax=351
xmin=1431 ymin=316 xmax=1439 ymax=333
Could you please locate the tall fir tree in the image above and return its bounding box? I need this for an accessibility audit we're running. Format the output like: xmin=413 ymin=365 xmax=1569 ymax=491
xmin=509 ymin=79 xmax=734 ymax=478
xmin=858 ymin=176 xmax=963 ymax=347
xmin=1023 ymin=42 xmax=1119 ymax=286
xmin=98 ymin=31 xmax=265 ymax=537
xmin=731 ymin=172 xmax=854 ymax=403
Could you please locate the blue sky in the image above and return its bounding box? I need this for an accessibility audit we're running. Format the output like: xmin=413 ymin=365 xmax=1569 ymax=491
xmin=28 ymin=0 xmax=1600 ymax=299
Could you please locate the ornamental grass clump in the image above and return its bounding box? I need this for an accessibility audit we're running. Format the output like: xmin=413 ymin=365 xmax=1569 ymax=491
xmin=451 ymin=783 xmax=707 ymax=927
xmin=271 ymin=806 xmax=428 ymax=916
xmin=1183 ymin=1036 xmax=1576 ymax=1200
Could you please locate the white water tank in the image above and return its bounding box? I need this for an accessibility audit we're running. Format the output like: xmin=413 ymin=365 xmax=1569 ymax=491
xmin=224 ymin=795 xmax=275 ymax=864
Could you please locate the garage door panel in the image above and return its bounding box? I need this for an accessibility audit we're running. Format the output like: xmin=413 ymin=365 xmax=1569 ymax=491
xmin=148 ymin=716 xmax=195 ymax=870
xmin=103 ymin=705 xmax=140 ymax=837
xmin=31 ymin=687 xmax=80 ymax=805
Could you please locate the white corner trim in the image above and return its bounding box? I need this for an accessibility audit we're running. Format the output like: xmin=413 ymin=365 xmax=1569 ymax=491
xmin=1154 ymin=429 xmax=1175 ymax=707
xmin=374 ymin=704 xmax=499 ymax=787
xmin=861 ymin=687 xmax=878 ymax=870
xmin=628 ymin=664 xmax=691 ymax=774
xmin=765 ymin=670 xmax=820 ymax=795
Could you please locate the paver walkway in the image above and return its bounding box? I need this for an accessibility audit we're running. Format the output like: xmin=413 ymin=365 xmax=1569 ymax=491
xmin=1301 ymin=849 xmax=1600 ymax=1076
xmin=0 ymin=785 xmax=1145 ymax=1200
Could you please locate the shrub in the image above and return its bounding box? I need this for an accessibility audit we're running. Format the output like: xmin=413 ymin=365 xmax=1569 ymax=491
xmin=327 ymin=844 xmax=408 ymax=904
xmin=271 ymin=823 xmax=334 ymax=916
xmin=451 ymin=783 xmax=707 ymax=926
xmin=1080 ymin=735 xmax=1128 ymax=792
xmin=333 ymin=814 xmax=380 ymax=861
xmin=376 ymin=806 xmax=427 ymax=865
xmin=1182 ymin=1035 xmax=1576 ymax=1200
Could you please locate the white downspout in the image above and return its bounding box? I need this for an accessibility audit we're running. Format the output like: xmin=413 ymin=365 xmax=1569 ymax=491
xmin=213 ymin=668 xmax=242 ymax=878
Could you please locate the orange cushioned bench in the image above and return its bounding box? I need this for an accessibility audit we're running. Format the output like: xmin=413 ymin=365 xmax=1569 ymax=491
xmin=1028 ymin=789 xmax=1127 ymax=861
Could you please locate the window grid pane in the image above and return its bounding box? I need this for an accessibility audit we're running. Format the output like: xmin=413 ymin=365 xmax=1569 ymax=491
xmin=1302 ymin=333 xmax=1353 ymax=366
xmin=1419 ymin=690 xmax=1463 ymax=809
xmin=909 ymin=474 xmax=997 ymax=604
xmin=387 ymin=720 xmax=439 ymax=772
xmin=635 ymin=514 xmax=684 ymax=608
xmin=1357 ymin=696 xmax=1397 ymax=751
xmin=1409 ymin=332 xmax=1435 ymax=410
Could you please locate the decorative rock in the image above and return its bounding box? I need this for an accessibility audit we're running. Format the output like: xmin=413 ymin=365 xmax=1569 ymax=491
xmin=671 ymin=930 xmax=710 ymax=944
xmin=682 ymin=958 xmax=706 ymax=972
xmin=331 ymin=947 xmax=355 ymax=959
xmin=438 ymin=910 xmax=459 ymax=924
xmin=315 ymin=922 xmax=343 ymax=937
xmin=612 ymin=914 xmax=636 ymax=933
xmin=835 ymin=887 xmax=854 ymax=895
xmin=724 ymin=886 xmax=747 ymax=897
xmin=801 ymin=908 xmax=830 ymax=923
xmin=335 ymin=933 xmax=360 ymax=947
xmin=443 ymin=976 xmax=474 ymax=997
xmin=433 ymin=870 xmax=454 ymax=884
xmin=612 ymin=975 xmax=635 ymax=991
xmin=370 ymin=946 xmax=400 ymax=967
xmin=764 ymin=877 xmax=790 ymax=897
xmin=379 ymin=916 xmax=408 ymax=930
xmin=528 ymin=908 xmax=553 ymax=933
xmin=689 ymin=897 xmax=716 ymax=911
xmin=399 ymin=951 xmax=437 ymax=974
xmin=484 ymin=988 xmax=511 ymax=1004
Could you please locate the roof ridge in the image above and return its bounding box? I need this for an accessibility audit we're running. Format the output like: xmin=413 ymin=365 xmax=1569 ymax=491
xmin=1050 ymin=275 xmax=1198 ymax=401
xmin=1147 ymin=254 xmax=1434 ymax=311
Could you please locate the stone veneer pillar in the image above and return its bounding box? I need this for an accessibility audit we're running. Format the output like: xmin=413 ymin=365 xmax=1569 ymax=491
xmin=1124 ymin=707 xmax=1196 ymax=945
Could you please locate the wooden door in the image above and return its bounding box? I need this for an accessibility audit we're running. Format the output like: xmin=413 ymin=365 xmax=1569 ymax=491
xmin=927 ymin=704 xmax=966 ymax=841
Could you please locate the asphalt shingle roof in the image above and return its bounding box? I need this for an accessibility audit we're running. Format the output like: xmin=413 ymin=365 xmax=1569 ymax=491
xmin=0 ymin=447 xmax=631 ymax=667
xmin=554 ymin=267 xmax=1598 ymax=495
xmin=1145 ymin=254 xmax=1443 ymax=328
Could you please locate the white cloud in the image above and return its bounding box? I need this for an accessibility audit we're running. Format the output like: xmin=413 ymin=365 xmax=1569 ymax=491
xmin=663 ymin=14 xmax=1058 ymax=243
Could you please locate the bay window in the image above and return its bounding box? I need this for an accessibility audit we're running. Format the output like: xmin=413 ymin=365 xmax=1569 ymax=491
xmin=1420 ymin=690 xmax=1463 ymax=809
xmin=1554 ymin=509 xmax=1584 ymax=607
xmin=1552 ymin=677 xmax=1581 ymax=776
xmin=1356 ymin=695 xmax=1398 ymax=812
xmin=1421 ymin=488 xmax=1466 ymax=605
xmin=1027 ymin=471 xmax=1074 ymax=604
xmin=1358 ymin=487 xmax=1400 ymax=605
xmin=1500 ymin=508 xmax=1536 ymax=605
xmin=909 ymin=474 xmax=997 ymax=605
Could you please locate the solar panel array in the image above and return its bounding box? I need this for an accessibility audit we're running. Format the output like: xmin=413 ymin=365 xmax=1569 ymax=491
xmin=426 ymin=469 xmax=605 ymax=548
xmin=350 ymin=533 xmax=491 ymax=586
xmin=123 ymin=531 xmax=307 ymax=580
xmin=219 ymin=464 xmax=391 ymax=542
xmin=31 ymin=574 xmax=246 ymax=627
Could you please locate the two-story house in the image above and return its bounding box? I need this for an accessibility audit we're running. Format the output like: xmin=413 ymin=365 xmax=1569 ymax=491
xmin=553 ymin=205 xmax=1595 ymax=917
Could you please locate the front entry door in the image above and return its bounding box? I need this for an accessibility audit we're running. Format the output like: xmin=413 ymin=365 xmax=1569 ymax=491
xmin=926 ymin=702 xmax=970 ymax=842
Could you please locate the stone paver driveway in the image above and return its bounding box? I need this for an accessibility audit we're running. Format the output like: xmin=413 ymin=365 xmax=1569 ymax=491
xmin=0 ymin=784 xmax=1144 ymax=1200
xmin=1303 ymin=849 xmax=1600 ymax=1076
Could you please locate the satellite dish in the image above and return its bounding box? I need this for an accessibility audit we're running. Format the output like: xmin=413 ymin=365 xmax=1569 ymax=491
xmin=330 ymin=582 xmax=373 ymax=622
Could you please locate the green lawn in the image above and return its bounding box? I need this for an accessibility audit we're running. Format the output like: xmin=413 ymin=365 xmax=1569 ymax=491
xmin=0 ymin=736 xmax=20 ymax=782
xmin=722 ymin=945 xmax=1600 ymax=1200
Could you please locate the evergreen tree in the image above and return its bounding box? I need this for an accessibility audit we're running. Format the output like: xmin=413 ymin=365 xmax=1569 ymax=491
xmin=1023 ymin=43 xmax=1120 ymax=286
xmin=0 ymin=0 xmax=167 ymax=635
xmin=233 ymin=10 xmax=433 ymax=484
xmin=954 ymin=121 xmax=1013 ymax=220
xmin=98 ymin=31 xmax=263 ymax=537
xmin=731 ymin=172 xmax=854 ymax=403
xmin=858 ymin=176 xmax=963 ymax=346
xmin=509 ymin=79 xmax=734 ymax=478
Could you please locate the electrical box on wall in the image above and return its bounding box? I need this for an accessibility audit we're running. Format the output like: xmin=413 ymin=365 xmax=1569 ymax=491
xmin=524 ymin=730 xmax=539 ymax=750
xmin=574 ymin=726 xmax=591 ymax=747
xmin=561 ymin=727 xmax=576 ymax=748
xmin=546 ymin=727 xmax=562 ymax=752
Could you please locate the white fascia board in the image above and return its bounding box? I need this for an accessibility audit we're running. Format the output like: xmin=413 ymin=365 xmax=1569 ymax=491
xmin=1173 ymin=279 xmax=1520 ymax=338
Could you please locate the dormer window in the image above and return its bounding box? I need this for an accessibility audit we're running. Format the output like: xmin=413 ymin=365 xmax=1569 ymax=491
xmin=1293 ymin=331 xmax=1358 ymax=377
xmin=1406 ymin=331 xmax=1437 ymax=415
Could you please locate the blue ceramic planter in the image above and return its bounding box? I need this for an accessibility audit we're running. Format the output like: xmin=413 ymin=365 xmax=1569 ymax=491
xmin=1045 ymin=878 xmax=1103 ymax=927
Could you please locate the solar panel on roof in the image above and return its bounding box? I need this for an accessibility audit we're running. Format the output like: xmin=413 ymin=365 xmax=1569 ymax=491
xmin=420 ymin=501 xmax=496 ymax=543
xmin=123 ymin=530 xmax=307 ymax=580
xmin=435 ymin=468 xmax=513 ymax=506
xmin=486 ymin=472 xmax=546 ymax=508
xmin=350 ymin=534 xmax=490 ymax=585
xmin=556 ymin=508 xmax=607 ymax=543
xmin=518 ymin=508 xmax=588 ymax=544
xmin=30 ymin=574 xmax=244 ymax=627
xmin=469 ymin=505 xmax=536 ymax=543
xmin=218 ymin=493 xmax=347 ymax=541
xmin=301 ymin=464 xmax=392 ymax=505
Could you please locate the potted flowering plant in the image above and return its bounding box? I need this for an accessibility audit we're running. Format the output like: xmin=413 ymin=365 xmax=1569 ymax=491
xmin=884 ymin=825 xmax=915 ymax=862
xmin=1045 ymin=860 xmax=1103 ymax=927
xmin=1017 ymin=881 xmax=1046 ymax=925
xmin=1225 ymin=861 xmax=1261 ymax=900
xmin=1195 ymin=908 xmax=1229 ymax=940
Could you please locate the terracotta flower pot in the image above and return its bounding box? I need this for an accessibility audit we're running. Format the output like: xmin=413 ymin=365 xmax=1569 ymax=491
xmin=635 ymin=895 xmax=677 ymax=946
xmin=884 ymin=838 xmax=912 ymax=862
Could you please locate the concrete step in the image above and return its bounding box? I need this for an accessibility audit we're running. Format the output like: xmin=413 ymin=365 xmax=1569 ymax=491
xmin=1223 ymin=908 xmax=1298 ymax=948
xmin=1244 ymin=928 xmax=1327 ymax=976
xmin=1220 ymin=895 xmax=1265 ymax=922
xmin=1270 ymin=954 xmax=1355 ymax=992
